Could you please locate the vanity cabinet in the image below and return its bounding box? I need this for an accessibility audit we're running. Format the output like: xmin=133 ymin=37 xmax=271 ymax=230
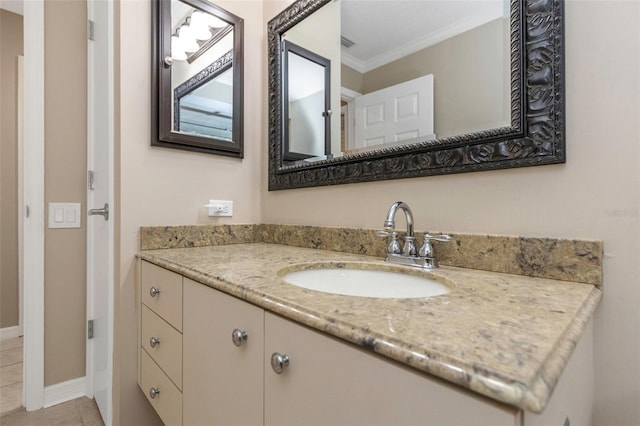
xmin=183 ymin=278 xmax=264 ymax=426
xmin=139 ymin=261 xmax=184 ymax=426
xmin=263 ymin=312 xmax=519 ymax=426
xmin=139 ymin=260 xmax=592 ymax=426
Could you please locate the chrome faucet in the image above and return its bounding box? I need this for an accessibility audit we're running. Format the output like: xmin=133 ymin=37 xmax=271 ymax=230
xmin=382 ymin=201 xmax=416 ymax=256
xmin=378 ymin=201 xmax=452 ymax=269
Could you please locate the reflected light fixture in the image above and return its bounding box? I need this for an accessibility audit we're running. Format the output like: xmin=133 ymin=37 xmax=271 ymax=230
xmin=171 ymin=35 xmax=187 ymax=61
xmin=189 ymin=11 xmax=212 ymax=40
xmin=205 ymin=14 xmax=227 ymax=29
xmin=170 ymin=9 xmax=230 ymax=64
xmin=178 ymin=24 xmax=199 ymax=52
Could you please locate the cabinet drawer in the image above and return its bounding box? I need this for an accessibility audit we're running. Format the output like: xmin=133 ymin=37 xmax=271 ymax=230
xmin=141 ymin=305 xmax=183 ymax=390
xmin=141 ymin=261 xmax=183 ymax=331
xmin=141 ymin=349 xmax=182 ymax=426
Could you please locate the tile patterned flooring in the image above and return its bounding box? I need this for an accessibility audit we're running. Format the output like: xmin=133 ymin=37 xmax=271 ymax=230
xmin=1 ymin=337 xmax=23 ymax=416
xmin=0 ymin=397 xmax=104 ymax=426
xmin=0 ymin=337 xmax=103 ymax=425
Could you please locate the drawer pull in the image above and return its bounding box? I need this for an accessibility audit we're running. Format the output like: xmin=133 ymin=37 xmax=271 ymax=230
xmin=270 ymin=352 xmax=290 ymax=374
xmin=149 ymin=337 xmax=160 ymax=348
xmin=231 ymin=329 xmax=248 ymax=347
xmin=149 ymin=387 xmax=160 ymax=399
xmin=149 ymin=287 xmax=160 ymax=297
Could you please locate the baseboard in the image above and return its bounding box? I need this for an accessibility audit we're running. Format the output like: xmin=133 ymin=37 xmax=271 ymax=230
xmin=44 ymin=376 xmax=88 ymax=408
xmin=0 ymin=326 xmax=21 ymax=341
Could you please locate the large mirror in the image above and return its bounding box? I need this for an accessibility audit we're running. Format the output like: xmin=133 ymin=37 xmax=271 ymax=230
xmin=268 ymin=0 xmax=565 ymax=190
xmin=152 ymin=0 xmax=244 ymax=157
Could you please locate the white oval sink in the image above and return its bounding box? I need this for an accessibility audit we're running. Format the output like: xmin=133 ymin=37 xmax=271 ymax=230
xmin=282 ymin=267 xmax=449 ymax=298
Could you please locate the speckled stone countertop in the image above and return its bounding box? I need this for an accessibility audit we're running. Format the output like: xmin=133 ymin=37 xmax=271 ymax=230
xmin=137 ymin=243 xmax=601 ymax=413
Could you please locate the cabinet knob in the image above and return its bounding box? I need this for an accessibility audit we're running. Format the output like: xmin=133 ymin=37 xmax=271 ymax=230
xmin=149 ymin=387 xmax=160 ymax=399
xmin=270 ymin=352 xmax=290 ymax=374
xmin=149 ymin=337 xmax=160 ymax=348
xmin=149 ymin=287 xmax=160 ymax=297
xmin=231 ymin=329 xmax=248 ymax=347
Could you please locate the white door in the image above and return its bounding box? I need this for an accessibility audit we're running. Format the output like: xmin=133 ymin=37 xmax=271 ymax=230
xmin=354 ymin=74 xmax=434 ymax=150
xmin=86 ymin=1 xmax=114 ymax=424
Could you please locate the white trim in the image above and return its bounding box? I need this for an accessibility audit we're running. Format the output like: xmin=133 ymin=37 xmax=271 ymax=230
xmin=340 ymin=87 xmax=361 ymax=102
xmin=0 ymin=326 xmax=21 ymax=341
xmin=17 ymin=55 xmax=24 ymax=338
xmin=340 ymin=87 xmax=360 ymax=153
xmin=86 ymin=0 xmax=95 ymax=403
xmin=43 ymin=376 xmax=89 ymax=408
xmin=22 ymin=0 xmax=45 ymax=412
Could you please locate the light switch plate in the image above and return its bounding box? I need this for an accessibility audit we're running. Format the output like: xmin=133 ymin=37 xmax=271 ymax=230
xmin=48 ymin=203 xmax=82 ymax=228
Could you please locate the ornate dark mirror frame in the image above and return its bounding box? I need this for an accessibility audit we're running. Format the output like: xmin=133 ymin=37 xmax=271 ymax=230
xmin=268 ymin=0 xmax=565 ymax=190
xmin=152 ymin=0 xmax=244 ymax=157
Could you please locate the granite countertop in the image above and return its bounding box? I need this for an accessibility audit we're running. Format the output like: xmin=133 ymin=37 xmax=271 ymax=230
xmin=137 ymin=243 xmax=601 ymax=413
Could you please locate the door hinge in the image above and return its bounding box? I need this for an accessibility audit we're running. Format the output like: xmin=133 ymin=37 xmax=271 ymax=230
xmin=88 ymin=20 xmax=95 ymax=41
xmin=88 ymin=319 xmax=94 ymax=339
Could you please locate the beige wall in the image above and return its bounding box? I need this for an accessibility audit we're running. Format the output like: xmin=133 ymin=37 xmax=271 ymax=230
xmin=361 ymin=18 xmax=510 ymax=138
xmin=0 ymin=9 xmax=23 ymax=329
xmin=43 ymin=0 xmax=87 ymax=386
xmin=262 ymin=1 xmax=639 ymax=425
xmin=341 ymin=63 xmax=363 ymax=94
xmin=113 ymin=0 xmax=639 ymax=425
xmin=117 ymin=0 xmax=263 ymax=424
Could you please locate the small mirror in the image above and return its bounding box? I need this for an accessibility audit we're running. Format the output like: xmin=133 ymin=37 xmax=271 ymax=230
xmin=152 ymin=0 xmax=244 ymax=157
xmin=283 ymin=41 xmax=332 ymax=161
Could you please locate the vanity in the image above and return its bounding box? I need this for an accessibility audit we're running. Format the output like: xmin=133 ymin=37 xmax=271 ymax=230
xmin=140 ymin=0 xmax=588 ymax=420
xmin=136 ymin=231 xmax=601 ymax=426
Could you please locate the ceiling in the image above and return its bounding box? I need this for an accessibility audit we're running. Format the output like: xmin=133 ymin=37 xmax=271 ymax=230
xmin=340 ymin=0 xmax=507 ymax=73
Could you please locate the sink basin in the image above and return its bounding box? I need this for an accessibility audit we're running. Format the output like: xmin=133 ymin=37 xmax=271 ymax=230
xmin=281 ymin=266 xmax=449 ymax=298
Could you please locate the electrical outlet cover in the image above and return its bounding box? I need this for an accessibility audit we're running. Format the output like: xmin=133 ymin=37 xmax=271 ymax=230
xmin=207 ymin=200 xmax=233 ymax=217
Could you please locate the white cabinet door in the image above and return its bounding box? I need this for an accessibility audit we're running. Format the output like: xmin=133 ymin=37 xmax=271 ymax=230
xmin=183 ymin=279 xmax=264 ymax=426
xmin=264 ymin=312 xmax=518 ymax=426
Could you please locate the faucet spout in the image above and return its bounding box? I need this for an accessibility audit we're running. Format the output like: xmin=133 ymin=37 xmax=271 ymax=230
xmin=383 ymin=201 xmax=414 ymax=237
xmin=379 ymin=201 xmax=452 ymax=269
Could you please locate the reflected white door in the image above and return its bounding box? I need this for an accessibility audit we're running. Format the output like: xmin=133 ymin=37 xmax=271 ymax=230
xmin=86 ymin=0 xmax=114 ymax=424
xmin=354 ymin=74 xmax=434 ymax=149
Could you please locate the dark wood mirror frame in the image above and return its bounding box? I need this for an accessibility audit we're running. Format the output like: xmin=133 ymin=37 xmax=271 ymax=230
xmin=268 ymin=0 xmax=565 ymax=190
xmin=282 ymin=40 xmax=332 ymax=162
xmin=152 ymin=0 xmax=244 ymax=157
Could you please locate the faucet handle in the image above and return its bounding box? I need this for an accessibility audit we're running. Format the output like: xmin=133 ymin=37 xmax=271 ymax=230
xmin=377 ymin=230 xmax=401 ymax=254
xmin=423 ymin=233 xmax=452 ymax=243
xmin=419 ymin=233 xmax=452 ymax=258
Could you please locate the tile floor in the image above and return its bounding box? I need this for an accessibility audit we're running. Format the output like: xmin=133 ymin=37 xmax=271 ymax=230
xmin=0 ymin=397 xmax=103 ymax=426
xmin=1 ymin=337 xmax=23 ymax=416
xmin=0 ymin=337 xmax=103 ymax=425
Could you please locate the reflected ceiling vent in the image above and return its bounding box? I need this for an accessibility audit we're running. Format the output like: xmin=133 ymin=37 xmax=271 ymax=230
xmin=340 ymin=36 xmax=355 ymax=48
